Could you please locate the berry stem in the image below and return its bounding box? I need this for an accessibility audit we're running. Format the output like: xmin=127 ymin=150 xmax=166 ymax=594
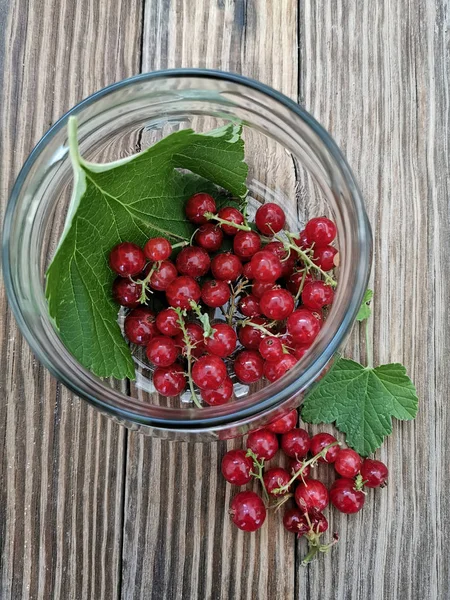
xmin=277 ymin=233 xmax=337 ymax=288
xmin=172 ymin=241 xmax=189 ymax=250
xmin=226 ymin=278 xmax=250 ymax=325
xmin=294 ymin=268 xmax=308 ymax=303
xmin=134 ymin=261 xmax=160 ymax=304
xmin=174 ymin=308 xmax=202 ymax=409
xmin=204 ymin=211 xmax=251 ymax=232
xmin=237 ymin=318 xmax=280 ymax=338
xmin=189 ymin=300 xmax=215 ymax=338
xmin=246 ymin=448 xmax=270 ymax=504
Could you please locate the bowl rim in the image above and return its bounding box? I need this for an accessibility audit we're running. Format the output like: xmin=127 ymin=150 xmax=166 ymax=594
xmin=2 ymin=68 xmax=372 ymax=430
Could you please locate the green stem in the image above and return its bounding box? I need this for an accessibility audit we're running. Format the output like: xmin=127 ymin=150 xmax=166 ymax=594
xmin=174 ymin=308 xmax=202 ymax=409
xmin=205 ymin=211 xmax=251 ymax=232
xmin=294 ymin=269 xmax=308 ymax=303
xmin=365 ymin=318 xmax=373 ymax=369
xmin=189 ymin=300 xmax=215 ymax=338
xmin=246 ymin=449 xmax=270 ymax=504
xmin=226 ymin=278 xmax=249 ymax=325
xmin=237 ymin=319 xmax=279 ymax=338
xmin=277 ymin=233 xmax=337 ymax=288
xmin=172 ymin=241 xmax=189 ymax=250
xmin=68 ymin=116 xmax=81 ymax=165
xmin=134 ymin=261 xmax=160 ymax=304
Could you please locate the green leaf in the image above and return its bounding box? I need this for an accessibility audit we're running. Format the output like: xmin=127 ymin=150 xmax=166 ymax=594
xmin=301 ymin=358 xmax=418 ymax=455
xmin=356 ymin=289 xmax=373 ymax=322
xmin=46 ymin=117 xmax=248 ymax=379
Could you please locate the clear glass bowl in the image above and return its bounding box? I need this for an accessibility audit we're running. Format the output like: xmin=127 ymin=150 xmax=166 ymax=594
xmin=2 ymin=69 xmax=371 ymax=440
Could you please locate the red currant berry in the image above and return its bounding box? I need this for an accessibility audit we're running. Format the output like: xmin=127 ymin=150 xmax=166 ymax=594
xmin=239 ymin=294 xmax=261 ymax=317
xmin=264 ymin=354 xmax=297 ymax=382
xmin=263 ymin=467 xmax=291 ymax=496
xmin=153 ymin=363 xmax=186 ymax=396
xmin=186 ymin=193 xmax=216 ymax=225
xmin=281 ymin=428 xmax=310 ymax=458
xmin=330 ymin=478 xmax=365 ymax=514
xmin=360 ymin=459 xmax=389 ymax=488
xmin=255 ymin=203 xmax=286 ymax=235
xmin=124 ymin=308 xmax=158 ymax=345
xmin=205 ymin=323 xmax=237 ymax=357
xmin=238 ymin=317 xmax=268 ymax=350
xmin=149 ymin=260 xmax=178 ymax=291
xmin=304 ymin=216 xmax=337 ymax=248
xmin=310 ymin=433 xmax=339 ymax=463
xmin=109 ymin=242 xmax=146 ymax=277
xmin=221 ymin=449 xmax=253 ymax=485
xmin=294 ymin=230 xmax=312 ymax=249
xmin=230 ymin=491 xmax=266 ymax=532
xmin=292 ymin=345 xmax=310 ymax=361
xmin=309 ymin=508 xmax=329 ymax=533
xmin=334 ymin=449 xmax=363 ymax=478
xmin=247 ymin=429 xmax=279 ymax=460
xmin=217 ymin=207 xmax=245 ymax=236
xmin=201 ymin=280 xmax=230 ymax=308
xmin=283 ymin=507 xmax=309 ymax=536
xmin=194 ymin=223 xmax=224 ymax=252
xmin=252 ymin=280 xmax=275 ymax=299
xmin=288 ymin=458 xmax=311 ymax=479
xmin=313 ymin=245 xmax=338 ymax=271
xmin=176 ymin=246 xmax=211 ymax=278
xmin=260 ymin=288 xmax=295 ymax=320
xmin=234 ymin=350 xmax=264 ymax=384
xmin=267 ymin=409 xmax=297 ymax=434
xmin=302 ymin=281 xmax=334 ymax=310
xmin=295 ymin=479 xmax=329 ymax=512
xmin=250 ymin=251 xmax=282 ymax=282
xmin=144 ymin=237 xmax=172 ymax=262
xmin=156 ymin=308 xmax=182 ymax=337
xmin=286 ymin=271 xmax=314 ymax=295
xmin=112 ymin=277 xmax=142 ymax=307
xmin=233 ymin=230 xmax=262 ymax=260
xmin=146 ymin=335 xmax=178 ymax=367
xmin=242 ymin=261 xmax=254 ymax=279
xmin=191 ymin=355 xmax=227 ymax=390
xmin=211 ymin=253 xmax=243 ymax=281
xmin=166 ymin=276 xmax=201 ymax=309
xmin=201 ymin=376 xmax=234 ymax=406
xmin=287 ymin=309 xmax=321 ymax=345
xmin=265 ymin=241 xmax=296 ymax=278
xmin=174 ymin=322 xmax=205 ymax=358
xmin=259 ymin=337 xmax=284 ymax=362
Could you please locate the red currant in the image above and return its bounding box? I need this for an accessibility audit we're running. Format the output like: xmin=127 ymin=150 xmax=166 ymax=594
xmin=156 ymin=308 xmax=182 ymax=337
xmin=176 ymin=246 xmax=211 ymax=278
xmin=250 ymin=251 xmax=282 ymax=282
xmin=205 ymin=323 xmax=237 ymax=357
xmin=239 ymin=294 xmax=261 ymax=317
xmin=191 ymin=354 xmax=227 ymax=390
xmin=124 ymin=307 xmax=157 ymax=345
xmin=210 ymin=253 xmax=243 ymax=281
xmin=264 ymin=354 xmax=297 ymax=382
xmin=238 ymin=317 xmax=268 ymax=350
xmin=330 ymin=478 xmax=365 ymax=513
xmin=281 ymin=428 xmax=310 ymax=458
xmin=258 ymin=337 xmax=284 ymax=362
xmin=309 ymin=509 xmax=328 ymax=533
xmin=174 ymin=322 xmax=205 ymax=358
xmin=313 ymin=245 xmax=338 ymax=271
xmin=201 ymin=280 xmax=230 ymax=308
xmin=233 ymin=230 xmax=262 ymax=260
xmin=112 ymin=277 xmax=142 ymax=307
xmin=287 ymin=309 xmax=321 ymax=345
xmin=149 ymin=260 xmax=178 ymax=291
xmin=146 ymin=335 xmax=178 ymax=367
xmin=260 ymin=288 xmax=295 ymax=320
xmin=109 ymin=242 xmax=146 ymax=277
xmin=247 ymin=429 xmax=279 ymax=460
xmin=283 ymin=507 xmax=309 ymax=536
xmin=195 ymin=223 xmax=224 ymax=252
xmin=201 ymin=376 xmax=234 ymax=406
xmin=267 ymin=409 xmax=297 ymax=434
xmin=292 ymin=345 xmax=310 ymax=361
xmin=304 ymin=216 xmax=337 ymax=248
xmin=286 ymin=271 xmax=314 ymax=295
xmin=252 ymin=280 xmax=275 ymax=299
xmin=255 ymin=203 xmax=286 ymax=235
xmin=295 ymin=479 xmax=329 ymax=512
xmin=310 ymin=433 xmax=339 ymax=463
xmin=230 ymin=491 xmax=266 ymax=532
xmin=166 ymin=276 xmax=201 ymax=309
xmin=186 ymin=193 xmax=216 ymax=224
xmin=302 ymin=281 xmax=334 ymax=310
xmin=242 ymin=261 xmax=254 ymax=279
xmin=221 ymin=449 xmax=253 ymax=485
xmin=263 ymin=467 xmax=291 ymax=496
xmin=153 ymin=363 xmax=186 ymax=396
xmin=360 ymin=459 xmax=389 ymax=488
xmin=234 ymin=350 xmax=264 ymax=384
xmin=288 ymin=458 xmax=311 ymax=479
xmin=144 ymin=237 xmax=172 ymax=262
xmin=265 ymin=241 xmax=296 ymax=278
xmin=217 ymin=207 xmax=245 ymax=235
xmin=294 ymin=230 xmax=312 ymax=249
xmin=334 ymin=448 xmax=363 ymax=478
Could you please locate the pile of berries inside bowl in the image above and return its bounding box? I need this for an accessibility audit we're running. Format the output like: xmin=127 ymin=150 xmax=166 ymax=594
xmin=223 ymin=410 xmax=388 ymax=563
xmin=109 ymin=193 xmax=338 ymax=407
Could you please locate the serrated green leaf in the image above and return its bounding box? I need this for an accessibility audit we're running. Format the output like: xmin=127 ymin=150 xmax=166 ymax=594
xmin=301 ymin=358 xmax=418 ymax=455
xmin=46 ymin=118 xmax=248 ymax=379
xmin=356 ymin=289 xmax=373 ymax=322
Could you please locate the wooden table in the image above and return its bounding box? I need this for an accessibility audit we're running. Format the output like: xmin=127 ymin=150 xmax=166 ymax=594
xmin=1 ymin=1 xmax=449 ymax=598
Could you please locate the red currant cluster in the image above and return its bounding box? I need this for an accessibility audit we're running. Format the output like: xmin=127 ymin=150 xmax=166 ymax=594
xmin=109 ymin=192 xmax=338 ymax=405
xmin=222 ymin=410 xmax=388 ymax=564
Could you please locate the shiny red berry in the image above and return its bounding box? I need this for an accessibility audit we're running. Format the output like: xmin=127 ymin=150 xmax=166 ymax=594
xmin=304 ymin=217 xmax=337 ymax=248
xmin=302 ymin=281 xmax=334 ymax=310
xmin=174 ymin=322 xmax=205 ymax=358
xmin=146 ymin=335 xmax=178 ymax=367
xmin=295 ymin=479 xmax=329 ymax=512
xmin=191 ymin=355 xmax=227 ymax=390
xmin=201 ymin=280 xmax=230 ymax=308
xmin=309 ymin=509 xmax=329 ymax=533
xmin=252 ymin=280 xmax=275 ymax=299
xmin=230 ymin=491 xmax=266 ymax=532
xmin=255 ymin=203 xmax=286 ymax=235
xmin=292 ymin=345 xmax=310 ymax=361
xmin=124 ymin=307 xmax=157 ymax=345
xmin=194 ymin=223 xmax=224 ymax=252
xmin=234 ymin=350 xmax=264 ymax=384
xmin=156 ymin=308 xmax=182 ymax=337
xmin=233 ymin=230 xmax=262 ymax=260
xmin=283 ymin=507 xmax=309 ymax=536
xmin=210 ymin=253 xmax=243 ymax=281
xmin=242 ymin=261 xmax=254 ymax=279
xmin=112 ymin=277 xmax=142 ymax=307
xmin=287 ymin=309 xmax=321 ymax=345
xmin=360 ymin=459 xmax=389 ymax=488
xmin=260 ymin=288 xmax=295 ymax=320
xmin=281 ymin=428 xmax=310 ymax=458
xmin=217 ymin=207 xmax=245 ymax=235
xmin=267 ymin=409 xmax=297 ymax=434
xmin=264 ymin=354 xmax=297 ymax=382
xmin=176 ymin=246 xmax=211 ymax=278
xmin=263 ymin=467 xmax=291 ymax=496
xmin=144 ymin=237 xmax=172 ymax=262
xmin=238 ymin=317 xmax=267 ymax=350
xmin=201 ymin=376 xmax=234 ymax=406
xmin=149 ymin=260 xmax=178 ymax=291
xmin=153 ymin=363 xmax=186 ymax=396
xmin=250 ymin=251 xmax=282 ymax=282
xmin=109 ymin=242 xmax=146 ymax=277
xmin=166 ymin=276 xmax=201 ymax=309
xmin=313 ymin=245 xmax=338 ymax=271
xmin=186 ymin=193 xmax=216 ymax=224
xmin=310 ymin=432 xmax=340 ymax=463
xmin=258 ymin=337 xmax=284 ymax=362
xmin=288 ymin=458 xmax=311 ymax=479
xmin=265 ymin=241 xmax=296 ymax=278
xmin=221 ymin=449 xmax=253 ymax=485
xmin=294 ymin=230 xmax=312 ymax=249
xmin=334 ymin=448 xmax=363 ymax=478
xmin=247 ymin=429 xmax=279 ymax=460
xmin=205 ymin=323 xmax=237 ymax=357
xmin=330 ymin=478 xmax=365 ymax=513
xmin=239 ymin=294 xmax=261 ymax=317
xmin=286 ymin=271 xmax=314 ymax=295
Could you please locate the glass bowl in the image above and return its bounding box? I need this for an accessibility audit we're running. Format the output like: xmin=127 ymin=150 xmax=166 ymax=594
xmin=2 ymin=69 xmax=371 ymax=440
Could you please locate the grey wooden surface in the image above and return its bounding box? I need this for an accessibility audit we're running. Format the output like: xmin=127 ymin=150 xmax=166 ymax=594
xmin=1 ymin=1 xmax=449 ymax=598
